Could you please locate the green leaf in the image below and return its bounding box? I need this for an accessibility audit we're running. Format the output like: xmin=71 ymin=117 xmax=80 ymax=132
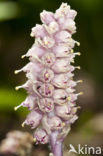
xmin=0 ymin=2 xmax=19 ymax=21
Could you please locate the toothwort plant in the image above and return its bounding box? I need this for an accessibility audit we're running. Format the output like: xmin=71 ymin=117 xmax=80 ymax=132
xmin=14 ymin=3 xmax=82 ymax=156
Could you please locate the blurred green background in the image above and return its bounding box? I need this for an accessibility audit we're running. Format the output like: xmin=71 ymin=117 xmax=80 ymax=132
xmin=0 ymin=0 xmax=103 ymax=155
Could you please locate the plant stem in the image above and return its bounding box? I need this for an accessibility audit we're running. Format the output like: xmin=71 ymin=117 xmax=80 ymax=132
xmin=50 ymin=132 xmax=63 ymax=156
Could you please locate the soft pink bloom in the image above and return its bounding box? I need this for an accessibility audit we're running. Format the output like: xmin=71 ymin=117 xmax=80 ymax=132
xmin=38 ymin=83 xmax=54 ymax=97
xmin=53 ymin=44 xmax=71 ymax=57
xmin=38 ymin=98 xmax=54 ymax=112
xmin=53 ymin=89 xmax=68 ymax=105
xmin=15 ymin=3 xmax=82 ymax=156
xmin=55 ymin=30 xmax=71 ymax=43
xmin=26 ymin=46 xmax=45 ymax=58
xmin=47 ymin=116 xmax=63 ymax=130
xmin=33 ymin=128 xmax=49 ymax=144
xmin=41 ymin=52 xmax=56 ymax=67
xmin=23 ymin=110 xmax=42 ymax=129
xmin=21 ymin=95 xmax=37 ymax=110
xmin=39 ymin=68 xmax=54 ymax=83
xmin=62 ymin=19 xmax=76 ymax=34
xmin=67 ymin=10 xmax=77 ymax=19
xmin=52 ymin=58 xmax=70 ymax=73
xmin=55 ymin=104 xmax=71 ymax=120
xmin=0 ymin=131 xmax=33 ymax=156
xmin=55 ymin=3 xmax=70 ymax=19
xmin=38 ymin=36 xmax=55 ymax=48
xmin=44 ymin=21 xmax=59 ymax=34
xmin=52 ymin=74 xmax=68 ymax=88
xmin=30 ymin=24 xmax=47 ymax=38
xmin=40 ymin=10 xmax=55 ymax=24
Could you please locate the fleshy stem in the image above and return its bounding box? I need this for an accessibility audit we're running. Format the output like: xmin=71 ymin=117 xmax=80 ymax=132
xmin=50 ymin=132 xmax=63 ymax=156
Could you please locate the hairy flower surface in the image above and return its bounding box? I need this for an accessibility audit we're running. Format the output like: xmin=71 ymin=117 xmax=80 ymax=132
xmin=15 ymin=3 xmax=82 ymax=156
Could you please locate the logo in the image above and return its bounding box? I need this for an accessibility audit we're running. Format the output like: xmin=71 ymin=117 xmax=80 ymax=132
xmin=68 ymin=144 xmax=102 ymax=155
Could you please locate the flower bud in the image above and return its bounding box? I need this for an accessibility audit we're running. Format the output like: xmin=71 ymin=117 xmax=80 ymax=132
xmin=39 ymin=68 xmax=54 ymax=83
xmin=67 ymin=10 xmax=77 ymax=19
xmin=53 ymin=89 xmax=68 ymax=105
xmin=38 ymin=98 xmax=54 ymax=112
xmin=38 ymin=36 xmax=55 ymax=48
xmin=45 ymin=21 xmax=59 ymax=34
xmin=41 ymin=52 xmax=56 ymax=67
xmin=52 ymin=74 xmax=68 ymax=88
xmin=55 ymin=104 xmax=71 ymax=120
xmin=53 ymin=44 xmax=70 ymax=57
xmin=55 ymin=3 xmax=70 ymax=18
xmin=38 ymin=83 xmax=54 ymax=97
xmin=55 ymin=31 xmax=71 ymax=43
xmin=52 ymin=58 xmax=70 ymax=73
xmin=23 ymin=110 xmax=42 ymax=129
xmin=33 ymin=128 xmax=49 ymax=144
xmin=26 ymin=46 xmax=45 ymax=58
xmin=22 ymin=95 xmax=37 ymax=110
xmin=40 ymin=10 xmax=55 ymax=24
xmin=14 ymin=95 xmax=37 ymax=111
xmin=62 ymin=19 xmax=76 ymax=34
xmin=47 ymin=116 xmax=63 ymax=130
xmin=31 ymin=24 xmax=47 ymax=38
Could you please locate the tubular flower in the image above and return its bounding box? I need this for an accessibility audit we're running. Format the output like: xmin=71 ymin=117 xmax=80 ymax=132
xmin=15 ymin=3 xmax=82 ymax=156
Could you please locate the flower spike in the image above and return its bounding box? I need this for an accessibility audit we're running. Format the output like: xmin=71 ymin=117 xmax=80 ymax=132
xmin=15 ymin=3 xmax=82 ymax=156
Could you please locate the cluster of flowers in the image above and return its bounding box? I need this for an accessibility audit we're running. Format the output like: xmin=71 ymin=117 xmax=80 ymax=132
xmin=0 ymin=131 xmax=33 ymax=156
xmin=15 ymin=3 xmax=82 ymax=147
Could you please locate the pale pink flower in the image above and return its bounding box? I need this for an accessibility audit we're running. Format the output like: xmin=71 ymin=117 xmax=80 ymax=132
xmin=52 ymin=74 xmax=69 ymax=88
xmin=55 ymin=104 xmax=71 ymax=120
xmin=23 ymin=110 xmax=43 ymax=129
xmin=53 ymin=89 xmax=68 ymax=105
xmin=39 ymin=68 xmax=54 ymax=83
xmin=38 ymin=98 xmax=54 ymax=113
xmin=53 ymin=44 xmax=71 ymax=57
xmin=52 ymin=58 xmax=70 ymax=73
xmin=55 ymin=30 xmax=71 ymax=43
xmin=67 ymin=9 xmax=77 ymax=19
xmin=15 ymin=3 xmax=82 ymax=156
xmin=33 ymin=128 xmax=49 ymax=144
xmin=0 ymin=131 xmax=33 ymax=156
xmin=44 ymin=21 xmax=59 ymax=34
xmin=41 ymin=52 xmax=56 ymax=67
xmin=40 ymin=10 xmax=55 ymax=24
xmin=47 ymin=116 xmax=63 ymax=130
xmin=30 ymin=24 xmax=47 ymax=38
xmin=38 ymin=36 xmax=55 ymax=48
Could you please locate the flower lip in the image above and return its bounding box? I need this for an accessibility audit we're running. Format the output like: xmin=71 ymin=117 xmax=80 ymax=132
xmin=23 ymin=110 xmax=43 ymax=129
xmin=53 ymin=89 xmax=68 ymax=105
xmin=38 ymin=98 xmax=54 ymax=113
xmin=33 ymin=128 xmax=49 ymax=144
xmin=41 ymin=52 xmax=56 ymax=67
xmin=37 ymin=83 xmax=54 ymax=97
xmin=39 ymin=68 xmax=54 ymax=83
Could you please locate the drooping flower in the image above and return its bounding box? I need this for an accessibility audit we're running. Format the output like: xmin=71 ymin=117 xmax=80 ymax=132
xmin=15 ymin=3 xmax=82 ymax=156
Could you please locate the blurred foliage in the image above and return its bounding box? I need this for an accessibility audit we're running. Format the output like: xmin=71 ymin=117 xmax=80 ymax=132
xmin=0 ymin=87 xmax=29 ymax=116
xmin=0 ymin=88 xmax=25 ymax=110
xmin=0 ymin=2 xmax=19 ymax=21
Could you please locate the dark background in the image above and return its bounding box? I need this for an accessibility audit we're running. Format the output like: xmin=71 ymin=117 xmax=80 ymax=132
xmin=0 ymin=0 xmax=103 ymax=155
